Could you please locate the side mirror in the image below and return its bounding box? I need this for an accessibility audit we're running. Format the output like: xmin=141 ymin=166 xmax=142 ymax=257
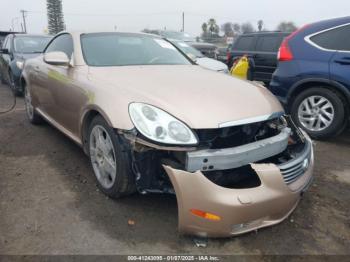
xmin=0 ymin=48 xmax=9 ymax=54
xmin=44 ymin=51 xmax=70 ymax=66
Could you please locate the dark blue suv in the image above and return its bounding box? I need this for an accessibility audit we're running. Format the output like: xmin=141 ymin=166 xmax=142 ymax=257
xmin=270 ymin=17 xmax=350 ymax=139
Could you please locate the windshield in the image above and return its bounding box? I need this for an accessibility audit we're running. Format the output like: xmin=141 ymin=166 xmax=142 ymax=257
xmin=81 ymin=33 xmax=192 ymax=66
xmin=14 ymin=36 xmax=51 ymax=53
xmin=160 ymin=31 xmax=195 ymax=42
xmin=171 ymin=40 xmax=204 ymax=60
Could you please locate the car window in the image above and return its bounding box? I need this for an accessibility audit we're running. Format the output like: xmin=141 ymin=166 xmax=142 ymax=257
xmin=45 ymin=34 xmax=74 ymax=59
xmin=1 ymin=37 xmax=8 ymax=49
xmin=233 ymin=36 xmax=255 ymax=51
xmin=5 ymin=36 xmax=11 ymax=50
xmin=81 ymin=33 xmax=191 ymax=66
xmin=310 ymin=25 xmax=350 ymax=51
xmin=171 ymin=40 xmax=204 ymax=59
xmin=14 ymin=36 xmax=51 ymax=53
xmin=256 ymin=36 xmax=282 ymax=52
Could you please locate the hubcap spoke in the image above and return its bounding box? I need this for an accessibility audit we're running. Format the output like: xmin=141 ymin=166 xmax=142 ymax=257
xmin=89 ymin=125 xmax=117 ymax=189
xmin=298 ymin=95 xmax=334 ymax=132
xmin=25 ymin=89 xmax=34 ymax=119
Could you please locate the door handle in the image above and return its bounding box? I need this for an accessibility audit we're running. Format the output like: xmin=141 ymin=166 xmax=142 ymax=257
xmin=334 ymin=58 xmax=350 ymax=65
xmin=334 ymin=59 xmax=350 ymax=65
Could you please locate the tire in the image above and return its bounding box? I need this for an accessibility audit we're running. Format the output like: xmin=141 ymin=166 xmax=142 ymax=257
xmin=8 ymin=71 xmax=22 ymax=96
xmin=88 ymin=115 xmax=136 ymax=198
xmin=291 ymin=87 xmax=346 ymax=139
xmin=0 ymin=72 xmax=5 ymax=84
xmin=24 ymin=85 xmax=44 ymax=125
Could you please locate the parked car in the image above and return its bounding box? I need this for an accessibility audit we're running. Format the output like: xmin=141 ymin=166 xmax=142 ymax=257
xmin=0 ymin=34 xmax=51 ymax=95
xmin=22 ymin=31 xmax=313 ymax=237
xmin=158 ymin=30 xmax=219 ymax=59
xmin=270 ymin=16 xmax=350 ymax=139
xmin=168 ymin=39 xmax=228 ymax=73
xmin=217 ymin=45 xmax=231 ymax=63
xmin=227 ymin=32 xmax=290 ymax=86
xmin=0 ymin=31 xmax=22 ymax=47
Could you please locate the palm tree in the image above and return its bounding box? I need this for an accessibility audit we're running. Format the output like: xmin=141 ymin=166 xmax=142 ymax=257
xmin=47 ymin=0 xmax=65 ymax=34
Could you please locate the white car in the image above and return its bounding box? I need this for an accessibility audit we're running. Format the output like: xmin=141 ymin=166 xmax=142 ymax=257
xmin=168 ymin=39 xmax=228 ymax=73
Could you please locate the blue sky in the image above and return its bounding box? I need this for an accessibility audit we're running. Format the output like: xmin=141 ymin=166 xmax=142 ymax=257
xmin=1 ymin=0 xmax=349 ymax=36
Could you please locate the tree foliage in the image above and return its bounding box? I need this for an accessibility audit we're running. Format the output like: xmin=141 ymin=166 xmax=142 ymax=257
xmin=258 ymin=20 xmax=264 ymax=32
xmin=208 ymin=18 xmax=219 ymax=36
xmin=47 ymin=0 xmax=65 ymax=34
xmin=202 ymin=23 xmax=208 ymax=34
xmin=241 ymin=22 xmax=255 ymax=34
xmin=277 ymin=21 xmax=298 ymax=32
xmin=201 ymin=19 xmax=219 ymax=38
xmin=221 ymin=22 xmax=234 ymax=37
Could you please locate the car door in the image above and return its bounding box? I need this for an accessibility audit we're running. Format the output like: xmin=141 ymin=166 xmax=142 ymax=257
xmin=0 ymin=35 xmax=13 ymax=82
xmin=253 ymin=35 xmax=284 ymax=84
xmin=36 ymin=33 xmax=83 ymax=135
xmin=0 ymin=36 xmax=8 ymax=80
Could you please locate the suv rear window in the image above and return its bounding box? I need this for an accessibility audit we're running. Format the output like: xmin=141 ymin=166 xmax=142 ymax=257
xmin=310 ymin=25 xmax=350 ymax=51
xmin=234 ymin=36 xmax=255 ymax=51
xmin=256 ymin=36 xmax=282 ymax=52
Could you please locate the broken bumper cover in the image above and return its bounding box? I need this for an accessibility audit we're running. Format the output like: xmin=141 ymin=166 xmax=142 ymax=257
xmin=163 ymin=134 xmax=314 ymax=238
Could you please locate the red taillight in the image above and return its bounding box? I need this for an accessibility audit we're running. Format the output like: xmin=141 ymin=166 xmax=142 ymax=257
xmin=278 ymin=40 xmax=293 ymax=61
xmin=278 ymin=24 xmax=310 ymax=62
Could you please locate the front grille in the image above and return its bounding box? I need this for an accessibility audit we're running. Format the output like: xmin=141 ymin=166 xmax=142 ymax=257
xmin=278 ymin=140 xmax=312 ymax=185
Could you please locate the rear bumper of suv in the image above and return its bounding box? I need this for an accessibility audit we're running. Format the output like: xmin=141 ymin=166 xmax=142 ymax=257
xmin=163 ymin=134 xmax=314 ymax=238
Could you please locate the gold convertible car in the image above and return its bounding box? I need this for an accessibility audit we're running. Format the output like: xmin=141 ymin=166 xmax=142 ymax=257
xmin=22 ymin=32 xmax=314 ymax=237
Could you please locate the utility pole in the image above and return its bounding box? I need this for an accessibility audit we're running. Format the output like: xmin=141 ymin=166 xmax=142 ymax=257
xmin=182 ymin=12 xmax=185 ymax=32
xmin=20 ymin=10 xmax=27 ymax=33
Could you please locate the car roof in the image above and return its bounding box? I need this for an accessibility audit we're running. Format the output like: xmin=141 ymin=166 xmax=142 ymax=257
xmin=12 ymin=34 xmax=52 ymax=38
xmin=306 ymin=16 xmax=350 ymax=33
xmin=68 ymin=31 xmax=161 ymax=38
xmin=238 ymin=31 xmax=290 ymax=37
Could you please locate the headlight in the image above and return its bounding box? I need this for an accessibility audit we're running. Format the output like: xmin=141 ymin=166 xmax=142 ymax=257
xmin=129 ymin=103 xmax=198 ymax=145
xmin=16 ymin=61 xmax=24 ymax=70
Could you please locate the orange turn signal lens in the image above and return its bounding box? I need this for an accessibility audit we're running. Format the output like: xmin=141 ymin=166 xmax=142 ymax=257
xmin=190 ymin=209 xmax=221 ymax=221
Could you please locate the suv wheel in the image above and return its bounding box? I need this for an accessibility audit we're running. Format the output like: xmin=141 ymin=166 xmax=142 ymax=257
xmin=88 ymin=115 xmax=136 ymax=198
xmin=291 ymin=87 xmax=346 ymax=139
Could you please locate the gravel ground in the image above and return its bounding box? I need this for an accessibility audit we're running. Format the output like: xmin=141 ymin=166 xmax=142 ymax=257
xmin=0 ymin=83 xmax=349 ymax=255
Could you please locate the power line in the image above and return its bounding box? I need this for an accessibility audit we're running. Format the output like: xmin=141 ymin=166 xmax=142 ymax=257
xmin=20 ymin=10 xmax=27 ymax=33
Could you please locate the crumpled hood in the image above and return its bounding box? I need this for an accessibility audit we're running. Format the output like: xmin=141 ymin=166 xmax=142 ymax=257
xmin=88 ymin=65 xmax=283 ymax=129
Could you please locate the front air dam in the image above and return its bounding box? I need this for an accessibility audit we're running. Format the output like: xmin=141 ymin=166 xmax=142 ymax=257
xmin=163 ymin=157 xmax=313 ymax=237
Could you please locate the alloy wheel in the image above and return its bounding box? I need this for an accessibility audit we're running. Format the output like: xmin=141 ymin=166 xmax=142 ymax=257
xmin=298 ymin=95 xmax=335 ymax=131
xmin=24 ymin=88 xmax=34 ymax=119
xmin=89 ymin=125 xmax=117 ymax=189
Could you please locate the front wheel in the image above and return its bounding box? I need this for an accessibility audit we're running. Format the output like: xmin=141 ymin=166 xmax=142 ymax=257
xmin=88 ymin=116 xmax=136 ymax=198
xmin=291 ymin=87 xmax=346 ymax=139
xmin=24 ymin=86 xmax=43 ymax=125
xmin=9 ymin=72 xmax=22 ymax=96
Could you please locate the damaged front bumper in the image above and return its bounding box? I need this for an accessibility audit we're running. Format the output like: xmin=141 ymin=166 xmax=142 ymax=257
xmin=163 ymin=133 xmax=314 ymax=238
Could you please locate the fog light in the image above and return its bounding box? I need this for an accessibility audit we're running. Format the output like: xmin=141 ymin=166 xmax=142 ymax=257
xmin=190 ymin=209 xmax=221 ymax=221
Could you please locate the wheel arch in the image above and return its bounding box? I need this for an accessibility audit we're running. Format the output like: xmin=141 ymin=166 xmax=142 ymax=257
xmin=80 ymin=106 xmax=114 ymax=155
xmin=286 ymin=78 xmax=350 ymax=112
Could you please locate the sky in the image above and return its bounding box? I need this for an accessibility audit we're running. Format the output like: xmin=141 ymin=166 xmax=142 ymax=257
xmin=1 ymin=0 xmax=350 ymax=36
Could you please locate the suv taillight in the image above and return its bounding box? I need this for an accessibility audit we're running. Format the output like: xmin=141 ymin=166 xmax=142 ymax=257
xmin=278 ymin=40 xmax=293 ymax=61
xmin=278 ymin=24 xmax=310 ymax=62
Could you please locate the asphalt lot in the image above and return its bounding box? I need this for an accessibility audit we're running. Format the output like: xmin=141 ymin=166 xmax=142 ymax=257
xmin=0 ymin=83 xmax=349 ymax=255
